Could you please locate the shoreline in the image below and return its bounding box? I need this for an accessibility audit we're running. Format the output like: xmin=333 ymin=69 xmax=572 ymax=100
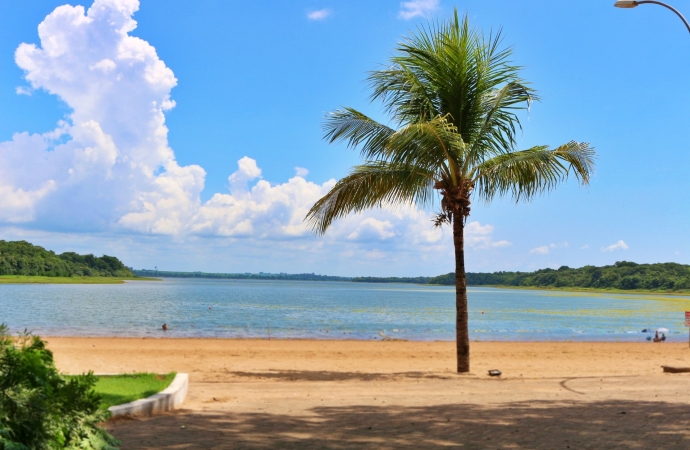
xmin=37 ymin=335 xmax=681 ymax=343
xmin=1 ymin=274 xmax=689 ymax=296
xmin=46 ymin=337 xmax=690 ymax=379
xmin=476 ymin=284 xmax=690 ymax=296
xmin=0 ymin=275 xmax=160 ymax=284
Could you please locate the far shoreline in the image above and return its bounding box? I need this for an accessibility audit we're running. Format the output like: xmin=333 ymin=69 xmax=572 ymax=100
xmin=3 ymin=274 xmax=690 ymax=297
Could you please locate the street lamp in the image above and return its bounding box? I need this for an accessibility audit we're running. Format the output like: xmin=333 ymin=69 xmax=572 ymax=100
xmin=614 ymin=1 xmax=690 ymax=33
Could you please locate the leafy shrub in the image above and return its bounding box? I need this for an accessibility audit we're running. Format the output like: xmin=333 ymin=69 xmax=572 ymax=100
xmin=0 ymin=324 xmax=119 ymax=449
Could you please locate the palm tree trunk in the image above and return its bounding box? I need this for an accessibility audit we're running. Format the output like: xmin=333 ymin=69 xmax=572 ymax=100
xmin=453 ymin=211 xmax=469 ymax=373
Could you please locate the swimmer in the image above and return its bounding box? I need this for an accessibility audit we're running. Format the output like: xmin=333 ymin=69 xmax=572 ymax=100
xmin=162 ymin=323 xmax=168 ymax=331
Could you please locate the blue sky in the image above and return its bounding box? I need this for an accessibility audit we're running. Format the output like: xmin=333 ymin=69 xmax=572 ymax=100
xmin=0 ymin=0 xmax=688 ymax=276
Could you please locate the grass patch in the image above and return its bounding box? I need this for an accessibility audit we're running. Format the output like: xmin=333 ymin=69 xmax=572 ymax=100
xmin=67 ymin=372 xmax=176 ymax=409
xmin=0 ymin=275 xmax=159 ymax=284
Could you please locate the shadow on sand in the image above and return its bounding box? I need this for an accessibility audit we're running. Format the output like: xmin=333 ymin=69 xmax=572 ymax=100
xmin=223 ymin=370 xmax=455 ymax=382
xmin=108 ymin=399 xmax=690 ymax=449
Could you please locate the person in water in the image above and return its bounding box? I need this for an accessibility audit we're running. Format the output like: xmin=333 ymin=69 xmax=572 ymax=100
xmin=661 ymin=333 xmax=667 ymax=342
xmin=162 ymin=323 xmax=168 ymax=331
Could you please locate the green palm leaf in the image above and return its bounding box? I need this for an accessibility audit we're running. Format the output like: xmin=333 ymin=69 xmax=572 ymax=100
xmin=472 ymin=141 xmax=596 ymax=202
xmin=323 ymin=108 xmax=395 ymax=160
xmin=306 ymin=162 xmax=435 ymax=235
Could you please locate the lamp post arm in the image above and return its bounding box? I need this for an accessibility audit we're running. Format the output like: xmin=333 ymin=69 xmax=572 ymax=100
xmin=637 ymin=0 xmax=690 ymax=33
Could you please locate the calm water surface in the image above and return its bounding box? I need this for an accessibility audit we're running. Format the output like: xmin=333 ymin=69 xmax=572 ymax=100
xmin=2 ymin=278 xmax=690 ymax=341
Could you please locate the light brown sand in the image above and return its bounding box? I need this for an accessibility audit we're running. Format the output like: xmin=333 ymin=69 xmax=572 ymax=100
xmin=47 ymin=338 xmax=690 ymax=449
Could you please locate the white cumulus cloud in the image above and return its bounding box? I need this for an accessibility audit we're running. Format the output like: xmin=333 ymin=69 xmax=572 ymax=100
xmin=347 ymin=218 xmax=396 ymax=242
xmin=307 ymin=9 xmax=331 ymax=20
xmin=398 ymin=0 xmax=439 ymax=20
xmin=4 ymin=0 xmax=203 ymax=234
xmin=602 ymin=240 xmax=629 ymax=252
xmin=0 ymin=0 xmax=514 ymax=275
xmin=530 ymin=246 xmax=550 ymax=255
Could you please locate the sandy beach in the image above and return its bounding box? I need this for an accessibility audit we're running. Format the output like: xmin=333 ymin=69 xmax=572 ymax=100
xmin=45 ymin=337 xmax=690 ymax=449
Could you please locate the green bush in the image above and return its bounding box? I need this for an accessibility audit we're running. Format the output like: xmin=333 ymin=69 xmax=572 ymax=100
xmin=0 ymin=325 xmax=119 ymax=449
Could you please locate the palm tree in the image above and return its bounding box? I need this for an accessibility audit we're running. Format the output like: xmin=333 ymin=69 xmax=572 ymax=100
xmin=305 ymin=11 xmax=595 ymax=373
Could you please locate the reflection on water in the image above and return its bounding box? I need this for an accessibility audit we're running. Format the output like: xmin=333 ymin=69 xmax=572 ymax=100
xmin=1 ymin=278 xmax=689 ymax=341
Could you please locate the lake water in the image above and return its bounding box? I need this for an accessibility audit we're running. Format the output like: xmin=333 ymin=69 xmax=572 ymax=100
xmin=2 ymin=278 xmax=690 ymax=342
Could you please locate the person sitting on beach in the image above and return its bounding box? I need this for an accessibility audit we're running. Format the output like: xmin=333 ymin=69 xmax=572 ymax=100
xmin=653 ymin=331 xmax=660 ymax=342
xmin=661 ymin=333 xmax=666 ymax=342
xmin=162 ymin=323 xmax=168 ymax=331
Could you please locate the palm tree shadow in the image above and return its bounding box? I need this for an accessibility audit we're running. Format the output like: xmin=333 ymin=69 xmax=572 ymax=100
xmin=108 ymin=399 xmax=690 ymax=449
xmin=225 ymin=370 xmax=454 ymax=382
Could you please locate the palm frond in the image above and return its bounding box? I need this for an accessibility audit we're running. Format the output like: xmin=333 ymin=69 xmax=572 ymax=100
xmin=472 ymin=141 xmax=595 ymax=202
xmin=383 ymin=115 xmax=466 ymax=181
xmin=368 ymin=10 xmax=527 ymax=146
xmin=305 ymin=162 xmax=436 ymax=235
xmin=323 ymin=108 xmax=395 ymax=161
xmin=462 ymin=82 xmax=536 ymax=171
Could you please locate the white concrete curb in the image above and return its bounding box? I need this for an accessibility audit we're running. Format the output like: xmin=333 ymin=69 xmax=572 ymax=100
xmin=108 ymin=373 xmax=188 ymax=417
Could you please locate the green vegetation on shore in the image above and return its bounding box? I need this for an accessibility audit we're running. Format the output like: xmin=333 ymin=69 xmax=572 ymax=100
xmin=429 ymin=261 xmax=690 ymax=293
xmin=66 ymin=373 xmax=176 ymax=410
xmin=0 ymin=275 xmax=155 ymax=284
xmin=0 ymin=240 xmax=134 ymax=278
xmin=351 ymin=276 xmax=432 ymax=284
xmin=134 ymin=269 xmax=348 ymax=281
xmin=133 ymin=269 xmax=433 ymax=284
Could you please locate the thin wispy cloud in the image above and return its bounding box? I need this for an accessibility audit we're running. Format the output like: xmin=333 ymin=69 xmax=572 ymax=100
xmin=307 ymin=9 xmax=331 ymax=21
xmin=602 ymin=240 xmax=629 ymax=252
xmin=398 ymin=0 xmax=439 ymax=20
xmin=530 ymin=242 xmax=568 ymax=255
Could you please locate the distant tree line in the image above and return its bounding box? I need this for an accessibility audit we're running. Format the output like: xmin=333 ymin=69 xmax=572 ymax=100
xmin=0 ymin=240 xmax=134 ymax=277
xmin=133 ymin=269 xmax=351 ymax=282
xmin=428 ymin=261 xmax=690 ymax=291
xmin=133 ymin=270 xmax=436 ymax=284
xmin=351 ymin=276 xmax=432 ymax=284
